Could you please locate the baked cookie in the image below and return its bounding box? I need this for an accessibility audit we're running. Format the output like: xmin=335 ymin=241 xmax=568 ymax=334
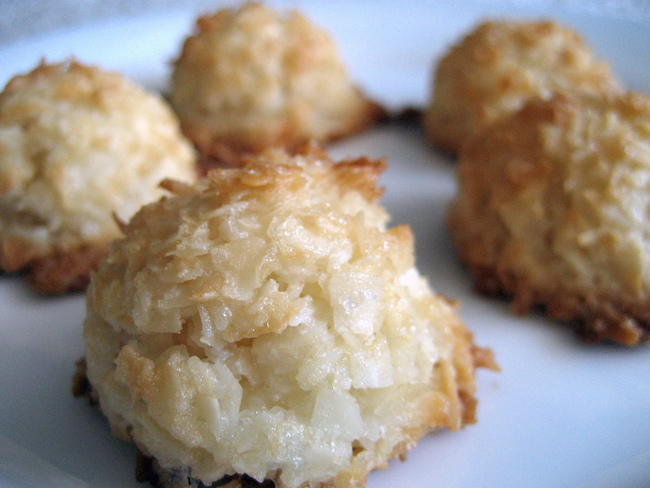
xmin=81 ymin=146 xmax=495 ymax=488
xmin=169 ymin=2 xmax=385 ymax=168
xmin=423 ymin=19 xmax=621 ymax=154
xmin=447 ymin=91 xmax=650 ymax=346
xmin=0 ymin=61 xmax=196 ymax=294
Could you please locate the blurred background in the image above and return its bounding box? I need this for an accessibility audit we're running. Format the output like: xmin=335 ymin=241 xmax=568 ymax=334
xmin=1 ymin=0 xmax=650 ymax=46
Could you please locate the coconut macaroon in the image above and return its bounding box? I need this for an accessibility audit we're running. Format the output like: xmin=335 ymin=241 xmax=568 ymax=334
xmin=81 ymin=147 xmax=494 ymax=488
xmin=0 ymin=61 xmax=196 ymax=294
xmin=448 ymin=91 xmax=650 ymax=346
xmin=423 ymin=19 xmax=621 ymax=155
xmin=169 ymin=2 xmax=385 ymax=168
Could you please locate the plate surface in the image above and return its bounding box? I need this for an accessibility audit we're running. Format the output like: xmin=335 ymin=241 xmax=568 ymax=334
xmin=1 ymin=3 xmax=649 ymax=488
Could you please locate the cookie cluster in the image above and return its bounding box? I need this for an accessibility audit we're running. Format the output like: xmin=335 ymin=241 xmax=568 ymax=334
xmin=424 ymin=20 xmax=650 ymax=345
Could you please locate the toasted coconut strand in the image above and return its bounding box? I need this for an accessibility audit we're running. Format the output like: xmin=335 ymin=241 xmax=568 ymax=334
xmin=159 ymin=178 xmax=194 ymax=196
xmin=471 ymin=344 xmax=499 ymax=372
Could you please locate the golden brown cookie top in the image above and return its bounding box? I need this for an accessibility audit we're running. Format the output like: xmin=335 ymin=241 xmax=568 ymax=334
xmin=448 ymin=91 xmax=650 ymax=344
xmin=170 ymin=2 xmax=383 ymax=165
xmin=84 ymin=147 xmax=489 ymax=487
xmin=0 ymin=60 xmax=196 ymax=275
xmin=424 ymin=19 xmax=621 ymax=154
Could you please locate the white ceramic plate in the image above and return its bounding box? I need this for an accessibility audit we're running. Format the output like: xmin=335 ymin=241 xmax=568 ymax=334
xmin=1 ymin=2 xmax=649 ymax=488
